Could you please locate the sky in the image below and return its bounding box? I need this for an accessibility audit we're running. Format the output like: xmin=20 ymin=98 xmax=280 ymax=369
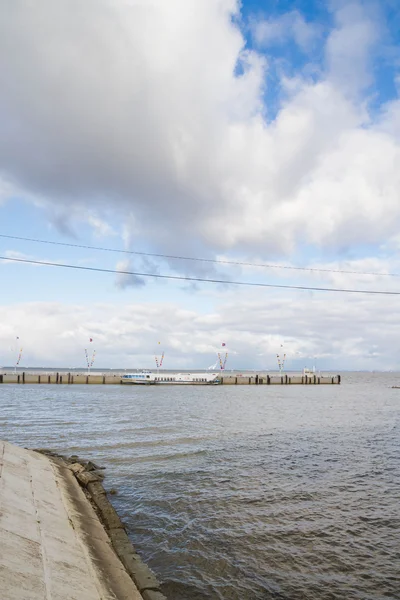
xmin=1 ymin=0 xmax=400 ymax=370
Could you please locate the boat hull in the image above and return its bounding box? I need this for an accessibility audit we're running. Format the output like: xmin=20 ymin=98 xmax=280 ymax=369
xmin=121 ymin=380 xmax=156 ymax=385
xmin=152 ymin=381 xmax=219 ymax=385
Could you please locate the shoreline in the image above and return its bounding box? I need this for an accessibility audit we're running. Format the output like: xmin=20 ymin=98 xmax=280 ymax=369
xmin=37 ymin=449 xmax=167 ymax=600
xmin=0 ymin=440 xmax=166 ymax=600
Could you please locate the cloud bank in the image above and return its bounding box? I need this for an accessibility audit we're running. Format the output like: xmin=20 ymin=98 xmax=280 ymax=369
xmin=0 ymin=288 xmax=399 ymax=370
xmin=1 ymin=0 xmax=400 ymax=260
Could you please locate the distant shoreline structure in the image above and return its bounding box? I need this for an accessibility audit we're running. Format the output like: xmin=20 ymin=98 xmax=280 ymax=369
xmin=0 ymin=369 xmax=341 ymax=386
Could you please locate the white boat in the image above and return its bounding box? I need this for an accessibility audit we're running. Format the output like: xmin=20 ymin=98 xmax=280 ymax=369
xmin=121 ymin=371 xmax=156 ymax=385
xmin=121 ymin=371 xmax=220 ymax=385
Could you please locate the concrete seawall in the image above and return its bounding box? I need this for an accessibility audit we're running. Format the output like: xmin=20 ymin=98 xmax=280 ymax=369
xmin=0 ymin=440 xmax=166 ymax=600
xmin=0 ymin=372 xmax=341 ymax=385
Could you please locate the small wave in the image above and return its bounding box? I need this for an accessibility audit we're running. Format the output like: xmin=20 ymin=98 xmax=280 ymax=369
xmin=126 ymin=449 xmax=209 ymax=463
xmin=2 ymin=375 xmax=400 ymax=600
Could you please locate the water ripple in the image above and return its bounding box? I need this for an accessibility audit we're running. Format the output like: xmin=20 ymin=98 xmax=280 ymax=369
xmin=1 ymin=374 xmax=400 ymax=599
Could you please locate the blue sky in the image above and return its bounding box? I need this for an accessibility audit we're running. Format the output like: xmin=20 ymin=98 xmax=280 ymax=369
xmin=242 ymin=0 xmax=400 ymax=117
xmin=1 ymin=0 xmax=400 ymax=370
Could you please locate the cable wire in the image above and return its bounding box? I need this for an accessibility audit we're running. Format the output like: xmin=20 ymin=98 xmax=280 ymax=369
xmin=1 ymin=255 xmax=400 ymax=295
xmin=0 ymin=233 xmax=395 ymax=277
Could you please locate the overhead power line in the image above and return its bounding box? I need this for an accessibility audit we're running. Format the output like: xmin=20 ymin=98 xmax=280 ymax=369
xmin=1 ymin=255 xmax=400 ymax=295
xmin=0 ymin=233 xmax=396 ymax=278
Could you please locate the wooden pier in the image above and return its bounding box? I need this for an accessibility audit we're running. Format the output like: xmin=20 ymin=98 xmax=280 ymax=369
xmin=0 ymin=372 xmax=341 ymax=385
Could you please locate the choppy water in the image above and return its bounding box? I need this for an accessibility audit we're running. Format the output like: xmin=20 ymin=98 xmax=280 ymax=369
xmin=1 ymin=373 xmax=399 ymax=599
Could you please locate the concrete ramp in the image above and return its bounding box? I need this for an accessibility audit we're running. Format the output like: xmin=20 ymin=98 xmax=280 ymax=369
xmin=0 ymin=440 xmax=143 ymax=600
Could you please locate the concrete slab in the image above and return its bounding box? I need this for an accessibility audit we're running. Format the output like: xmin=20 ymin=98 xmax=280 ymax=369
xmin=0 ymin=440 xmax=143 ymax=600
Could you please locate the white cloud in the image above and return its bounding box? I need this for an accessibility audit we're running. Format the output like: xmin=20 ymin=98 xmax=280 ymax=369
xmin=253 ymin=10 xmax=320 ymax=52
xmin=87 ymin=214 xmax=117 ymax=238
xmin=326 ymin=2 xmax=380 ymax=96
xmin=1 ymin=290 xmax=400 ymax=370
xmin=115 ymin=258 xmax=146 ymax=288
xmin=0 ymin=176 xmax=18 ymax=205
xmin=0 ymin=0 xmax=399 ymax=267
xmin=0 ymin=250 xmax=63 ymax=266
xmin=0 ymin=250 xmax=97 ymax=269
xmin=1 ymin=250 xmax=34 ymax=263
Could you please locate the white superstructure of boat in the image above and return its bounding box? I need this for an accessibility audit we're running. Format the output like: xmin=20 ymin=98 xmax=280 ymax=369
xmin=121 ymin=371 xmax=156 ymax=385
xmin=121 ymin=371 xmax=220 ymax=385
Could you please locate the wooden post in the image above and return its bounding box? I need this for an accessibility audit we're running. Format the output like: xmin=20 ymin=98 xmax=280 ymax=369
xmin=255 ymin=374 xmax=259 ymax=385
xmin=338 ymin=374 xmax=341 ymax=385
xmin=314 ymin=375 xmax=317 ymax=385
xmin=285 ymin=374 xmax=288 ymax=385
xmin=22 ymin=371 xmax=25 ymax=384
xmin=267 ymin=375 xmax=270 ymax=385
xmin=103 ymin=375 xmax=106 ymax=384
xmin=86 ymin=375 xmax=89 ymax=384
xmin=56 ymin=372 xmax=59 ymax=384
xmin=48 ymin=375 xmax=51 ymax=384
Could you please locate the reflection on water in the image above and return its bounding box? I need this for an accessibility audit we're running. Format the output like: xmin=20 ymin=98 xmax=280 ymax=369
xmin=1 ymin=373 xmax=399 ymax=599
